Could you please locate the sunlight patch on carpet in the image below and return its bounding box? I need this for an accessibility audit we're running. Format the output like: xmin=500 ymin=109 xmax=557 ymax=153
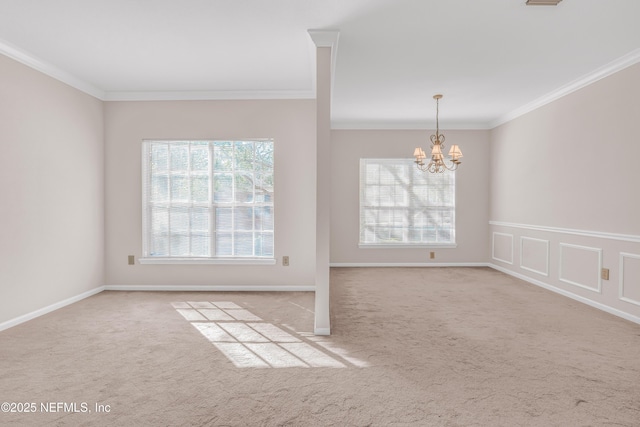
xmin=172 ymin=301 xmax=368 ymax=368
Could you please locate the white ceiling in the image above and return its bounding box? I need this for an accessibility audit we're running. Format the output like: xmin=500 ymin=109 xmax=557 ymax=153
xmin=1 ymin=0 xmax=639 ymax=128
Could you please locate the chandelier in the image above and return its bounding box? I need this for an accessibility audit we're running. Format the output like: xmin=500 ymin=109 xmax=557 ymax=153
xmin=413 ymin=94 xmax=463 ymax=173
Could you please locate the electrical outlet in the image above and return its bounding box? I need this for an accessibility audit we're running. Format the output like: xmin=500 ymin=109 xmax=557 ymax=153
xmin=283 ymin=256 xmax=290 ymax=266
xmin=128 ymin=255 xmax=135 ymax=265
xmin=430 ymin=252 xmax=435 ymax=259
xmin=601 ymin=268 xmax=609 ymax=280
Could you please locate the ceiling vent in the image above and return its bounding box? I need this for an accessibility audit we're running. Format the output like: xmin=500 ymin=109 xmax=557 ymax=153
xmin=526 ymin=0 xmax=562 ymax=5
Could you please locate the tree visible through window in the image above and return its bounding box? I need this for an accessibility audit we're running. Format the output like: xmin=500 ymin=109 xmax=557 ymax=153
xmin=359 ymin=158 xmax=455 ymax=246
xmin=142 ymin=140 xmax=274 ymax=260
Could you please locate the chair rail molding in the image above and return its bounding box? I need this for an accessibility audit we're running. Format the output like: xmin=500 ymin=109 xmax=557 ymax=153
xmin=489 ymin=221 xmax=640 ymax=243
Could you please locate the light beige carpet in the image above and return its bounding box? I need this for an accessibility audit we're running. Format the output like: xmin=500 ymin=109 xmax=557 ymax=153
xmin=1 ymin=267 xmax=639 ymax=426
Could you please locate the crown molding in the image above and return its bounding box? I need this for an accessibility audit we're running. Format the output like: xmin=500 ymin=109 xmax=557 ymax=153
xmin=491 ymin=48 xmax=640 ymax=128
xmin=0 ymin=38 xmax=105 ymax=100
xmin=0 ymin=36 xmax=319 ymax=103
xmin=307 ymin=29 xmax=340 ymax=48
xmin=3 ymin=33 xmax=637 ymax=129
xmin=104 ymin=89 xmax=315 ymax=101
xmin=308 ymin=29 xmax=340 ymax=104
xmin=331 ymin=120 xmax=491 ymax=130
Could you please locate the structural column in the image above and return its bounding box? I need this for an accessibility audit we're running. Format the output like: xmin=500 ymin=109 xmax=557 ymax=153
xmin=308 ymin=30 xmax=339 ymax=335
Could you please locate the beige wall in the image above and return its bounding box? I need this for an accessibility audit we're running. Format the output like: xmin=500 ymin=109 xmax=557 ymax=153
xmin=490 ymin=63 xmax=640 ymax=322
xmin=330 ymin=129 xmax=491 ymax=265
xmin=491 ymin=63 xmax=640 ymax=234
xmin=104 ymin=99 xmax=317 ymax=287
xmin=4 ymin=46 xmax=639 ymax=327
xmin=0 ymin=54 xmax=104 ymax=325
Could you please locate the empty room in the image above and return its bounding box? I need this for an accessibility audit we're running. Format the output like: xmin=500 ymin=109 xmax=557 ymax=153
xmin=1 ymin=1 xmax=639 ymax=425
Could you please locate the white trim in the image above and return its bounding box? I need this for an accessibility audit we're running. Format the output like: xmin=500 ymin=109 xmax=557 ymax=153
xmin=104 ymin=285 xmax=314 ymax=292
xmin=3 ymin=36 xmax=637 ymax=127
xmin=104 ymin=90 xmax=315 ymax=101
xmin=0 ymin=38 xmax=105 ymax=100
xmin=491 ymin=48 xmax=640 ymax=128
xmin=314 ymin=327 xmax=331 ymax=336
xmin=519 ymin=236 xmax=550 ymax=277
xmin=141 ymin=142 xmax=150 ymax=258
xmin=307 ymin=30 xmax=340 ymax=49
xmin=619 ymin=252 xmax=640 ymax=307
xmin=308 ymin=29 xmax=339 ymax=111
xmin=0 ymin=284 xmax=313 ymax=330
xmin=489 ymin=220 xmax=640 ymax=243
xmin=358 ymin=244 xmax=457 ymax=249
xmin=0 ymin=286 xmax=105 ymax=332
xmin=331 ymin=121 xmax=490 ymax=130
xmin=0 ymin=37 xmax=317 ymax=103
xmin=488 ymin=263 xmax=640 ymax=326
xmin=329 ymin=262 xmax=488 ymax=268
xmin=138 ymin=257 xmax=277 ymax=265
xmin=558 ymin=243 xmax=602 ymax=293
xmin=492 ymin=232 xmax=514 ymax=265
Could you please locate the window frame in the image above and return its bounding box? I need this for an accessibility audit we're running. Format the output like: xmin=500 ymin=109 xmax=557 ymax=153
xmin=139 ymin=139 xmax=276 ymax=265
xmin=358 ymin=158 xmax=457 ymax=249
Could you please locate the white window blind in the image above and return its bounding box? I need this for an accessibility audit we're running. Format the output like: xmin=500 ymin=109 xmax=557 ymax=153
xmin=359 ymin=158 xmax=455 ymax=246
xmin=142 ymin=140 xmax=274 ymax=261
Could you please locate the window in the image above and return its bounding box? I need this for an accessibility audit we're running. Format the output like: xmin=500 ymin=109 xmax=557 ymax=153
xmin=141 ymin=140 xmax=274 ymax=264
xmin=359 ymin=158 xmax=455 ymax=247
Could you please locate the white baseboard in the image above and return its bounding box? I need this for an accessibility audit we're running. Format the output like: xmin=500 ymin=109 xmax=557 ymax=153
xmin=488 ymin=263 xmax=640 ymax=325
xmin=104 ymin=284 xmax=315 ymax=292
xmin=7 ymin=264 xmax=636 ymax=336
xmin=314 ymin=327 xmax=331 ymax=336
xmin=0 ymin=286 xmax=105 ymax=332
xmin=0 ymin=284 xmax=315 ymax=332
xmin=330 ymin=262 xmax=489 ymax=268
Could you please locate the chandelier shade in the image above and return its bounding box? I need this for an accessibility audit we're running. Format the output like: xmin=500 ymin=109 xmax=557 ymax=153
xmin=413 ymin=94 xmax=463 ymax=173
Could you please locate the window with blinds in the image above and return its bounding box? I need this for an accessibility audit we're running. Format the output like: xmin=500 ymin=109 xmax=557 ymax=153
xmin=359 ymin=158 xmax=456 ymax=246
xmin=142 ymin=140 xmax=274 ymax=262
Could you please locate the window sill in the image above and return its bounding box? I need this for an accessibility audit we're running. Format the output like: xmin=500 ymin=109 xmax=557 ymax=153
xmin=138 ymin=257 xmax=277 ymax=265
xmin=358 ymin=243 xmax=457 ymax=249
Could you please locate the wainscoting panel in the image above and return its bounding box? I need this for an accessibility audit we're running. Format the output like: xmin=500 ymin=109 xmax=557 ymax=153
xmin=559 ymin=243 xmax=602 ymax=293
xmin=489 ymin=221 xmax=640 ymax=325
xmin=619 ymin=252 xmax=640 ymax=307
xmin=520 ymin=237 xmax=549 ymax=276
xmin=492 ymin=232 xmax=514 ymax=264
